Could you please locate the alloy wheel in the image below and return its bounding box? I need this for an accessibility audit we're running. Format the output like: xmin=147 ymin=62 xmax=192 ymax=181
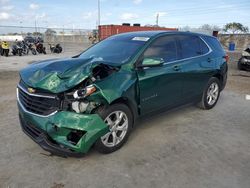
xmin=207 ymin=82 xmax=219 ymax=106
xmin=101 ymin=111 xmax=128 ymax=147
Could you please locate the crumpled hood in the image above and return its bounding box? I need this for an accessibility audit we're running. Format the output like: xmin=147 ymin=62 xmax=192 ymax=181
xmin=20 ymin=57 xmax=113 ymax=93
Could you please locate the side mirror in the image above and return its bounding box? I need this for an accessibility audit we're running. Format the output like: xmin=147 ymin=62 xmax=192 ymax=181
xmin=138 ymin=57 xmax=164 ymax=68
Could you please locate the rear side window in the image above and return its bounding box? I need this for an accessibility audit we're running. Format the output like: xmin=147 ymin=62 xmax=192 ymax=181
xmin=200 ymin=39 xmax=210 ymax=54
xmin=178 ymin=35 xmax=209 ymax=59
xmin=144 ymin=36 xmax=178 ymax=62
xmin=203 ymin=36 xmax=223 ymax=52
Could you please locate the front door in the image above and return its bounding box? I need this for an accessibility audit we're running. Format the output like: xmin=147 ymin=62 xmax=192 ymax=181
xmin=136 ymin=35 xmax=183 ymax=115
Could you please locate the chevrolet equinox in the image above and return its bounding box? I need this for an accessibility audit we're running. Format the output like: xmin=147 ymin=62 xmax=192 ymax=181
xmin=17 ymin=31 xmax=228 ymax=157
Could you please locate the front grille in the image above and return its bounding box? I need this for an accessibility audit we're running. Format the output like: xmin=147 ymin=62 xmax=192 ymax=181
xmin=245 ymin=56 xmax=250 ymax=60
xmin=18 ymin=85 xmax=60 ymax=116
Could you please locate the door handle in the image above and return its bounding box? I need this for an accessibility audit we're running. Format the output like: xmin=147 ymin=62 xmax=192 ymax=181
xmin=207 ymin=58 xmax=212 ymax=63
xmin=173 ymin=65 xmax=181 ymax=71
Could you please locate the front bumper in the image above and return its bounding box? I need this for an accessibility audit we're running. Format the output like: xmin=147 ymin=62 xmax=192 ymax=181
xmin=239 ymin=57 xmax=250 ymax=68
xmin=18 ymin=103 xmax=109 ymax=157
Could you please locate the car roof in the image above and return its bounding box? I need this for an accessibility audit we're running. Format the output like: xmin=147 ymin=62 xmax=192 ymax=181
xmin=112 ymin=30 xmax=214 ymax=39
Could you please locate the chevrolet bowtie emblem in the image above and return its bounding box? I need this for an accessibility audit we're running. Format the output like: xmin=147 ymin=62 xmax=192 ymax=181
xmin=28 ymin=87 xmax=36 ymax=93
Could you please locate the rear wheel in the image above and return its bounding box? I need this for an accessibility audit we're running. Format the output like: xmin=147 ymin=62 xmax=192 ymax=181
xmin=198 ymin=77 xmax=220 ymax=110
xmin=95 ymin=103 xmax=133 ymax=154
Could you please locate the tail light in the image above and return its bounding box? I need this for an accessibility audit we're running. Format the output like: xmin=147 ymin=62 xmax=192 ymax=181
xmin=223 ymin=54 xmax=229 ymax=63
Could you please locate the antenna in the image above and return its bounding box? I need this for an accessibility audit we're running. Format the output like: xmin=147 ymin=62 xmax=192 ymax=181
xmin=97 ymin=0 xmax=101 ymax=27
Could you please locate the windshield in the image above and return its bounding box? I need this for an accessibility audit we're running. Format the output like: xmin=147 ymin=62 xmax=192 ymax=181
xmin=79 ymin=35 xmax=148 ymax=64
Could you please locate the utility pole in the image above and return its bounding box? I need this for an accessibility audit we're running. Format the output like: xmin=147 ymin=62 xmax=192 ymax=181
xmin=20 ymin=21 xmax=23 ymax=36
xmin=156 ymin=13 xmax=159 ymax=26
xmin=35 ymin=19 xmax=37 ymax=34
xmin=97 ymin=0 xmax=101 ymax=28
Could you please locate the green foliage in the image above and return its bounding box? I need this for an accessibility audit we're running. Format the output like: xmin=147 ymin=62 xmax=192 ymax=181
xmin=223 ymin=22 xmax=249 ymax=34
xmin=45 ymin=28 xmax=57 ymax=36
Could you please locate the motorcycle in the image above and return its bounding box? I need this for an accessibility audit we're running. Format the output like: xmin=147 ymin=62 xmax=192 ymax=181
xmin=35 ymin=41 xmax=46 ymax=54
xmin=27 ymin=43 xmax=37 ymax=55
xmin=21 ymin=41 xmax=29 ymax=55
xmin=49 ymin=43 xmax=62 ymax=53
xmin=12 ymin=41 xmax=24 ymax=56
xmin=0 ymin=41 xmax=10 ymax=57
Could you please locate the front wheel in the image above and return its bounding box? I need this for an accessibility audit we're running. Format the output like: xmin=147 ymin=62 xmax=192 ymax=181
xmin=238 ymin=58 xmax=244 ymax=70
xmin=18 ymin=50 xmax=22 ymax=56
xmin=198 ymin=77 xmax=221 ymax=110
xmin=31 ymin=48 xmax=37 ymax=55
xmin=95 ymin=103 xmax=133 ymax=154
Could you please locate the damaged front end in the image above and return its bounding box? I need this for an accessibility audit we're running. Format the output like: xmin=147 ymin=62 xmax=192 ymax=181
xmin=239 ymin=47 xmax=250 ymax=70
xmin=17 ymin=57 xmax=136 ymax=156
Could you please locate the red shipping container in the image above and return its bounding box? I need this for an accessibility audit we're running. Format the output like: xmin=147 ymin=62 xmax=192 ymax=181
xmin=98 ymin=25 xmax=178 ymax=40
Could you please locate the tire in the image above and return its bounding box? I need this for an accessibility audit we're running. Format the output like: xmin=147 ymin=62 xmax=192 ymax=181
xmin=43 ymin=48 xmax=46 ymax=54
xmin=54 ymin=48 xmax=59 ymax=53
xmin=198 ymin=77 xmax=221 ymax=110
xmin=238 ymin=58 xmax=244 ymax=70
xmin=31 ymin=49 xmax=37 ymax=55
xmin=95 ymin=103 xmax=133 ymax=154
xmin=4 ymin=49 xmax=9 ymax=57
xmin=18 ymin=50 xmax=22 ymax=56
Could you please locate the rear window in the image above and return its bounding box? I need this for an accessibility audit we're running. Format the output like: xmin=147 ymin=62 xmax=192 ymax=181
xmin=178 ymin=35 xmax=209 ymax=59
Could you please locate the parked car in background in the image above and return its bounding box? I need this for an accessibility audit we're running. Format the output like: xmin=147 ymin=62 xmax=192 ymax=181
xmin=17 ymin=31 xmax=228 ymax=157
xmin=24 ymin=36 xmax=44 ymax=44
xmin=238 ymin=46 xmax=250 ymax=71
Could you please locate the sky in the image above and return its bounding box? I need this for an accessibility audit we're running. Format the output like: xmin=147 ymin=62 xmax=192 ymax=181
xmin=0 ymin=0 xmax=249 ymax=30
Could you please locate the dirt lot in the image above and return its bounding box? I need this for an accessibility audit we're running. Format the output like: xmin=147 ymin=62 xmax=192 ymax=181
xmin=0 ymin=50 xmax=249 ymax=188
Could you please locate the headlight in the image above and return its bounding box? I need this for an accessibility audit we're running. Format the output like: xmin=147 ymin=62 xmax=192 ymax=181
xmin=242 ymin=51 xmax=250 ymax=56
xmin=71 ymin=85 xmax=96 ymax=113
xmin=73 ymin=85 xmax=96 ymax=99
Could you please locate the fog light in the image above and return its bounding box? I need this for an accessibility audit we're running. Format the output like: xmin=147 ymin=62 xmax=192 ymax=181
xmin=67 ymin=130 xmax=86 ymax=145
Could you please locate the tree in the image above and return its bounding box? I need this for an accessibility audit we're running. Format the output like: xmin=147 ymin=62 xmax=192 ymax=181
xmin=223 ymin=22 xmax=249 ymax=34
xmin=33 ymin=32 xmax=43 ymax=37
xmin=197 ymin=24 xmax=221 ymax=35
xmin=180 ymin=24 xmax=221 ymax=35
xmin=45 ymin=28 xmax=57 ymax=36
xmin=45 ymin=28 xmax=57 ymax=43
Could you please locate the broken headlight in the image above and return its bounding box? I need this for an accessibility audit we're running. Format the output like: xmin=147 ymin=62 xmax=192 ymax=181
xmin=70 ymin=85 xmax=97 ymax=113
xmin=73 ymin=85 xmax=96 ymax=99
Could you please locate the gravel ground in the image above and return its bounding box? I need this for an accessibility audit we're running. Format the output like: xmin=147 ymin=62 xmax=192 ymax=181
xmin=0 ymin=43 xmax=89 ymax=71
xmin=0 ymin=49 xmax=249 ymax=188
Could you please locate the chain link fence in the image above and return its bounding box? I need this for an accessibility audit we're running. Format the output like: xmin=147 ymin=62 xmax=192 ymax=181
xmin=0 ymin=25 xmax=92 ymax=43
xmin=0 ymin=25 xmax=94 ymax=54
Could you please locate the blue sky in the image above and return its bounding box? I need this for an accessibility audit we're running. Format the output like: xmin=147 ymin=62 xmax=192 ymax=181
xmin=0 ymin=0 xmax=249 ymax=29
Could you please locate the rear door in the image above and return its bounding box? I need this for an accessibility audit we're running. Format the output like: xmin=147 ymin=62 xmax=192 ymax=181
xmin=176 ymin=35 xmax=214 ymax=100
xmin=137 ymin=35 xmax=183 ymax=114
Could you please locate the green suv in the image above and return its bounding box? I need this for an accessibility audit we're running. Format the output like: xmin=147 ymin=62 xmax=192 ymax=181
xmin=17 ymin=31 xmax=228 ymax=157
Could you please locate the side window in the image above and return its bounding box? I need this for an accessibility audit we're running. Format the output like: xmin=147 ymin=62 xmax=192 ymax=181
xmin=203 ymin=36 xmax=224 ymax=52
xmin=178 ymin=35 xmax=203 ymax=58
xmin=199 ymin=38 xmax=210 ymax=54
xmin=143 ymin=36 xmax=178 ymax=63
